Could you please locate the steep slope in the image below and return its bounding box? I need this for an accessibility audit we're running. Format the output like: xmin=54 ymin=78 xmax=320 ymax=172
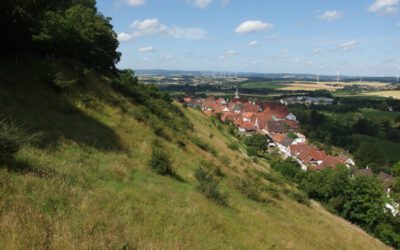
xmin=0 ymin=61 xmax=390 ymax=249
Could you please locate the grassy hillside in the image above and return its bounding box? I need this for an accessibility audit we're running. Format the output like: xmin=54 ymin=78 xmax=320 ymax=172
xmin=0 ymin=61 xmax=390 ymax=249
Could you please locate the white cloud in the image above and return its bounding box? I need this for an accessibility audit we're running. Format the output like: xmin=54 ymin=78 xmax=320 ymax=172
xmin=130 ymin=19 xmax=169 ymax=37
xmin=187 ymin=0 xmax=212 ymax=9
xmin=118 ymin=18 xmax=208 ymax=42
xmin=340 ymin=41 xmax=358 ymax=51
xmin=171 ymin=27 xmax=208 ymax=40
xmin=138 ymin=46 xmax=156 ymax=52
xmin=235 ymin=20 xmax=273 ymax=34
xmin=369 ymin=0 xmax=399 ymax=15
xmin=117 ymin=32 xmax=133 ymax=42
xmin=123 ymin=0 xmax=145 ymax=7
xmin=313 ymin=48 xmax=323 ymax=54
xmin=320 ymin=10 xmax=343 ymax=21
xmin=248 ymin=40 xmax=259 ymax=47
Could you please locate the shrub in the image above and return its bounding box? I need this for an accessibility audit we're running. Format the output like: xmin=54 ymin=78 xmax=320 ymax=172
xmin=0 ymin=118 xmax=27 ymax=162
xmin=246 ymin=146 xmax=257 ymax=157
xmin=220 ymin=155 xmax=231 ymax=166
xmin=149 ymin=143 xmax=175 ymax=176
xmin=227 ymin=141 xmax=239 ymax=151
xmin=194 ymin=167 xmax=228 ymax=205
xmin=190 ymin=136 xmax=218 ymax=156
xmin=288 ymin=190 xmax=310 ymax=206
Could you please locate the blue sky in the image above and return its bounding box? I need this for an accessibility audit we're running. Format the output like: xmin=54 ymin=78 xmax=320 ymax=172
xmin=97 ymin=0 xmax=400 ymax=76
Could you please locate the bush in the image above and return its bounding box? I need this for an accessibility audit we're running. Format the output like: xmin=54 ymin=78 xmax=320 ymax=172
xmin=0 ymin=118 xmax=27 ymax=162
xmin=220 ymin=155 xmax=231 ymax=166
xmin=149 ymin=143 xmax=175 ymax=176
xmin=190 ymin=136 xmax=218 ymax=156
xmin=288 ymin=190 xmax=310 ymax=206
xmin=227 ymin=141 xmax=239 ymax=151
xmin=194 ymin=167 xmax=228 ymax=205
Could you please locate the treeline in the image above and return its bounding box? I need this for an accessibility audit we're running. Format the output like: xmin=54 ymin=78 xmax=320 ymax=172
xmin=292 ymin=97 xmax=400 ymax=113
xmin=1 ymin=0 xmax=120 ymax=70
xmin=272 ymin=159 xmax=400 ymax=248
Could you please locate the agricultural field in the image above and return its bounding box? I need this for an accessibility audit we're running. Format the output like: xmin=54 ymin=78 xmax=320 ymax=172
xmin=241 ymin=81 xmax=391 ymax=93
xmin=278 ymin=82 xmax=340 ymax=91
xmin=361 ymin=91 xmax=400 ymax=99
xmin=241 ymin=81 xmax=288 ymax=90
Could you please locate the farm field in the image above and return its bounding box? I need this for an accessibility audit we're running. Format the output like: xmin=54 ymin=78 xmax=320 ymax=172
xmin=361 ymin=91 xmax=400 ymax=99
xmin=278 ymin=82 xmax=340 ymax=91
xmin=241 ymin=81 xmax=391 ymax=92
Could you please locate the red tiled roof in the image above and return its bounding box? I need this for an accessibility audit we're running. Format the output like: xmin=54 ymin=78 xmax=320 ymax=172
xmin=183 ymin=97 xmax=193 ymax=103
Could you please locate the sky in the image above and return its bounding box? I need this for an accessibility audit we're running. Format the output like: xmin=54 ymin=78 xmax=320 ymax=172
xmin=97 ymin=0 xmax=400 ymax=77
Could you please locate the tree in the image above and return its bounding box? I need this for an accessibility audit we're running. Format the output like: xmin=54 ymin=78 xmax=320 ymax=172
xmin=244 ymin=134 xmax=268 ymax=151
xmin=354 ymin=141 xmax=385 ymax=168
xmin=342 ymin=176 xmax=385 ymax=232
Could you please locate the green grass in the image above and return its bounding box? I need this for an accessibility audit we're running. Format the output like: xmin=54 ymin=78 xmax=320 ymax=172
xmin=360 ymin=108 xmax=400 ymax=122
xmin=0 ymin=60 xmax=391 ymax=249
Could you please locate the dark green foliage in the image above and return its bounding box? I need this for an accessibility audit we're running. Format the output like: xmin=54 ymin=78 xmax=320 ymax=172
xmin=244 ymin=134 xmax=267 ymax=151
xmin=1 ymin=0 xmax=120 ymax=70
xmin=246 ymin=146 xmax=258 ymax=157
xmin=354 ymin=142 xmax=385 ymax=168
xmin=227 ymin=141 xmax=239 ymax=151
xmin=352 ymin=118 xmax=380 ymax=136
xmin=194 ymin=167 xmax=228 ymax=205
xmin=342 ymin=176 xmax=385 ymax=231
xmin=244 ymin=134 xmax=267 ymax=156
xmin=271 ymin=158 xmax=302 ymax=181
xmin=287 ymin=190 xmax=310 ymax=206
xmin=190 ymin=136 xmax=217 ymax=156
xmin=149 ymin=143 xmax=175 ymax=176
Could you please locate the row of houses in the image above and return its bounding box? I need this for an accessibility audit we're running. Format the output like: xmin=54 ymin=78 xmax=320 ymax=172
xmin=280 ymin=96 xmax=335 ymax=106
xmin=182 ymin=92 xmax=354 ymax=171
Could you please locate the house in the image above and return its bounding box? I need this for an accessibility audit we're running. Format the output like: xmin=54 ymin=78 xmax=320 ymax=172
xmin=378 ymin=172 xmax=395 ymax=191
xmin=270 ymin=133 xmax=294 ymax=158
xmin=353 ymin=167 xmax=374 ymax=177
xmin=285 ymin=113 xmax=297 ymax=121
xmin=264 ymin=121 xmax=289 ymax=135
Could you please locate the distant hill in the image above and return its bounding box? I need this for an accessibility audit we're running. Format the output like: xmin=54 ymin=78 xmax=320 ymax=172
xmin=137 ymin=69 xmax=398 ymax=83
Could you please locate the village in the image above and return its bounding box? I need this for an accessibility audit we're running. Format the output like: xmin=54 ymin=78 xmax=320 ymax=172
xmin=182 ymin=89 xmax=355 ymax=172
xmin=182 ymin=90 xmax=400 ymax=216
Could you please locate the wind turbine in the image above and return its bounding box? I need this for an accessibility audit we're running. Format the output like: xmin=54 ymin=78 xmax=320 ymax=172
xmin=317 ymin=73 xmax=320 ymax=83
xmin=336 ymin=70 xmax=340 ymax=83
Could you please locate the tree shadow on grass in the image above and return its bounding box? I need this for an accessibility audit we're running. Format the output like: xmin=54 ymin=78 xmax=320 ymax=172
xmin=0 ymin=74 xmax=124 ymax=152
xmin=1 ymin=157 xmax=57 ymax=178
